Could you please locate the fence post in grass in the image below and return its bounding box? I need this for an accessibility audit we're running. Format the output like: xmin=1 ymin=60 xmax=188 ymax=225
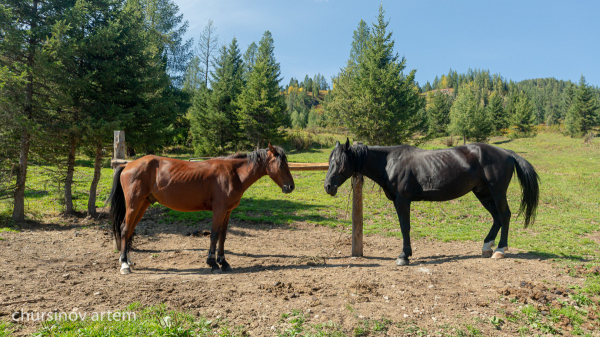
xmin=352 ymin=141 xmax=364 ymax=257
xmin=114 ymin=130 xmax=126 ymax=161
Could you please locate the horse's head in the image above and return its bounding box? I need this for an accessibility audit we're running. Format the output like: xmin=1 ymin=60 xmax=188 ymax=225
xmin=324 ymin=138 xmax=354 ymax=196
xmin=266 ymin=143 xmax=295 ymax=194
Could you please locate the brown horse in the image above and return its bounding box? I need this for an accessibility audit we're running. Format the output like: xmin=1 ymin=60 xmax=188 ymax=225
xmin=108 ymin=144 xmax=294 ymax=275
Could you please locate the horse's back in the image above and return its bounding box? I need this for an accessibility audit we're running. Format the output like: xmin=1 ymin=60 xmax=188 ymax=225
xmin=121 ymin=155 xmax=229 ymax=211
xmin=389 ymin=143 xmax=514 ymax=201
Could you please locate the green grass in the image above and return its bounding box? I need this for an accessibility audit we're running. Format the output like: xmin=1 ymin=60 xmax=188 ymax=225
xmin=0 ymin=321 xmax=15 ymax=337
xmin=2 ymin=131 xmax=599 ymax=336
xmin=168 ymin=132 xmax=600 ymax=262
xmin=2 ymin=132 xmax=599 ymax=261
xmin=31 ymin=303 xmax=246 ymax=337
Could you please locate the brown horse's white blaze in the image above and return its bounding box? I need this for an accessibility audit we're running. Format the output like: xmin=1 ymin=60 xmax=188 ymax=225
xmin=108 ymin=144 xmax=294 ymax=275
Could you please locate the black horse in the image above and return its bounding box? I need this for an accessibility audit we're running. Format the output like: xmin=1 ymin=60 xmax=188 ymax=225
xmin=324 ymin=139 xmax=539 ymax=266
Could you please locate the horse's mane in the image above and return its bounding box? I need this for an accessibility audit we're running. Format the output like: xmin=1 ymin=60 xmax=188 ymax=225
xmin=223 ymin=146 xmax=287 ymax=166
xmin=349 ymin=144 xmax=368 ymax=173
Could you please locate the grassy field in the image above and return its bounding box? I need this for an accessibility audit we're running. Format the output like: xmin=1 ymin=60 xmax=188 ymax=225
xmin=1 ymin=131 xmax=599 ymax=260
xmin=169 ymin=132 xmax=600 ymax=263
xmin=1 ymin=131 xmax=599 ymax=336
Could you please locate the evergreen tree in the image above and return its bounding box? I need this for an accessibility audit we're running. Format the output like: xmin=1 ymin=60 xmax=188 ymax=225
xmin=449 ymin=84 xmax=493 ymax=143
xmin=183 ymin=55 xmax=203 ymax=93
xmin=426 ymin=92 xmax=452 ymax=136
xmin=243 ymin=41 xmax=258 ymax=77
xmin=564 ymin=75 xmax=599 ymax=137
xmin=348 ymin=19 xmax=370 ymax=68
xmin=422 ymin=81 xmax=432 ymax=92
xmin=511 ymin=92 xmax=536 ymax=136
xmin=327 ymin=5 xmax=425 ymax=145
xmin=0 ymin=0 xmax=70 ymax=221
xmin=139 ymin=0 xmax=193 ymax=86
xmin=189 ymin=38 xmax=244 ymax=155
xmin=236 ymin=31 xmax=287 ymax=149
xmin=487 ymin=91 xmax=508 ymax=132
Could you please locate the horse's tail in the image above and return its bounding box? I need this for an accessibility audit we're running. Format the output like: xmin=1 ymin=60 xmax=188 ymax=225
xmin=508 ymin=151 xmax=540 ymax=228
xmin=109 ymin=165 xmax=126 ymax=251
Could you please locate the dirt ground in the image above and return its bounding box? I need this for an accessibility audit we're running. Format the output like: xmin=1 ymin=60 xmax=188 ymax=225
xmin=0 ymin=209 xmax=594 ymax=336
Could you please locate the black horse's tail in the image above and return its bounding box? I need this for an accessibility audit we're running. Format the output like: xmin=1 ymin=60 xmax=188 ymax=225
xmin=508 ymin=151 xmax=540 ymax=228
xmin=108 ymin=165 xmax=126 ymax=251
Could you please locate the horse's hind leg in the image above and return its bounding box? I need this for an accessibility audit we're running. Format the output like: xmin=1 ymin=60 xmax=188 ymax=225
xmin=217 ymin=211 xmax=232 ymax=272
xmin=474 ymin=190 xmax=501 ymax=258
xmin=492 ymin=194 xmax=511 ymax=259
xmin=120 ymin=199 xmax=150 ymax=274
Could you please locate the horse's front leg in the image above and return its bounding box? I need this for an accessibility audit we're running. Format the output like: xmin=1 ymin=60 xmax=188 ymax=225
xmin=207 ymin=209 xmax=226 ymax=273
xmin=216 ymin=211 xmax=232 ymax=272
xmin=394 ymin=197 xmax=412 ymax=266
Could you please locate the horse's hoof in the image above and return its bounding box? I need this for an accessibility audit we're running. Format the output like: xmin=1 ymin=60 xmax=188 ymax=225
xmin=482 ymin=250 xmax=493 ymax=258
xmin=491 ymin=252 xmax=505 ymax=259
xmin=221 ymin=264 xmax=233 ymax=272
xmin=396 ymin=258 xmax=409 ymax=266
xmin=210 ymin=266 xmax=222 ymax=274
xmin=120 ymin=267 xmax=131 ymax=275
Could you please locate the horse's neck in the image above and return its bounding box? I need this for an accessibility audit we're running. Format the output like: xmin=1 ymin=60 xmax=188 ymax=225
xmin=359 ymin=146 xmax=395 ymax=187
xmin=236 ymin=160 xmax=267 ymax=191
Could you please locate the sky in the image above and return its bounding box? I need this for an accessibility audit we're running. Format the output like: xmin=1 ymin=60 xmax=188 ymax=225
xmin=172 ymin=0 xmax=600 ymax=88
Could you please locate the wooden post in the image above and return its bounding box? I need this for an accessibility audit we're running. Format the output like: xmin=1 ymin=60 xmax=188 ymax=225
xmin=114 ymin=131 xmax=125 ymax=160
xmin=351 ymin=141 xmax=364 ymax=257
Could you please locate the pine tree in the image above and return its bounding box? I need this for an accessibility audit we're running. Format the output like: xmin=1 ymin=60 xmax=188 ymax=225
xmin=449 ymin=84 xmax=493 ymax=143
xmin=326 ymin=5 xmax=425 ymax=145
xmin=0 ymin=0 xmax=72 ymax=221
xmin=236 ymin=31 xmax=287 ymax=149
xmin=427 ymin=92 xmax=452 ymax=136
xmin=348 ymin=19 xmax=370 ymax=68
xmin=139 ymin=0 xmax=193 ymax=87
xmin=487 ymin=91 xmax=508 ymax=133
xmin=189 ymin=38 xmax=244 ymax=155
xmin=183 ymin=56 xmax=203 ymax=93
xmin=511 ymin=92 xmax=536 ymax=136
xmin=564 ymin=75 xmax=599 ymax=137
xmin=242 ymin=41 xmax=258 ymax=78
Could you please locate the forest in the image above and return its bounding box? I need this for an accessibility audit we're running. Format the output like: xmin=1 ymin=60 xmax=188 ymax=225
xmin=1 ymin=1 xmax=599 ymax=222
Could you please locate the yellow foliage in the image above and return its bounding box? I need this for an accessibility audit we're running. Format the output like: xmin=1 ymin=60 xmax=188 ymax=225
xmin=440 ymin=75 xmax=449 ymax=89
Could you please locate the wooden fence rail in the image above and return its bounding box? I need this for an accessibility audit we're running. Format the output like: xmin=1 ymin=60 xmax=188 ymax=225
xmin=111 ymin=131 xmax=364 ymax=256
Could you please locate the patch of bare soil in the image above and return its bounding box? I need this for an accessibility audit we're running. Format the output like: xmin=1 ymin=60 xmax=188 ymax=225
xmin=0 ymin=212 xmax=593 ymax=336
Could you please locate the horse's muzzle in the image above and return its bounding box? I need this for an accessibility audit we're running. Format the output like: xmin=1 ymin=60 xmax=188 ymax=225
xmin=324 ymin=183 xmax=337 ymax=196
xmin=282 ymin=184 xmax=295 ymax=194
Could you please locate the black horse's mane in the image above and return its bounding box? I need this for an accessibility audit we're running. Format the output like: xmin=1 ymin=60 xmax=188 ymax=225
xmin=349 ymin=144 xmax=369 ymax=173
xmin=332 ymin=143 xmax=368 ymax=173
xmin=224 ymin=146 xmax=287 ymax=166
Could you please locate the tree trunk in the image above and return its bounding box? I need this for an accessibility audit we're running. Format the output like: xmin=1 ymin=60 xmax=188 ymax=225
xmin=256 ymin=135 xmax=260 ymax=151
xmin=12 ymin=1 xmax=38 ymax=222
xmin=12 ymin=130 xmax=30 ymax=222
xmin=463 ymin=134 xmax=466 ymax=145
xmin=87 ymin=142 xmax=103 ymax=217
xmin=64 ymin=135 xmax=77 ymax=215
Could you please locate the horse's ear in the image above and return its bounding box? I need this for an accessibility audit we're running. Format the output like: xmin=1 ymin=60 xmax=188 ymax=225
xmin=335 ymin=141 xmax=340 ymax=148
xmin=344 ymin=138 xmax=350 ymax=150
xmin=268 ymin=142 xmax=278 ymax=155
